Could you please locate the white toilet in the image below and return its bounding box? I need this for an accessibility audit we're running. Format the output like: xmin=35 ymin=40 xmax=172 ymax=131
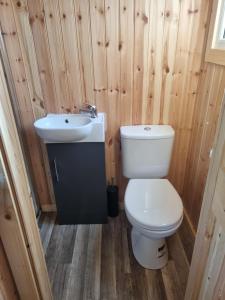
xmin=120 ymin=125 xmax=183 ymax=269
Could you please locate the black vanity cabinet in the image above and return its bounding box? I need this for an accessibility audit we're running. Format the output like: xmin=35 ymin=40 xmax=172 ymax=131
xmin=47 ymin=143 xmax=107 ymax=224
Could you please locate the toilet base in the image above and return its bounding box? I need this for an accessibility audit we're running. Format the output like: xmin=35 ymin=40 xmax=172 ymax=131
xmin=131 ymin=228 xmax=168 ymax=269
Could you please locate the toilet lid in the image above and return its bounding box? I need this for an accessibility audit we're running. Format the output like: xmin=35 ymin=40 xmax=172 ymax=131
xmin=125 ymin=179 xmax=183 ymax=231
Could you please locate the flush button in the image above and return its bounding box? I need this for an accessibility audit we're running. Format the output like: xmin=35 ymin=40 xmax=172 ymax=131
xmin=144 ymin=126 xmax=151 ymax=131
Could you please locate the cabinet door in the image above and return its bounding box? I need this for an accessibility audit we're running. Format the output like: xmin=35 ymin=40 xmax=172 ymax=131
xmin=47 ymin=143 xmax=107 ymax=224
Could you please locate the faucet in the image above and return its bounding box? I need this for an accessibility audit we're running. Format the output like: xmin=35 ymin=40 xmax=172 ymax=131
xmin=79 ymin=104 xmax=98 ymax=118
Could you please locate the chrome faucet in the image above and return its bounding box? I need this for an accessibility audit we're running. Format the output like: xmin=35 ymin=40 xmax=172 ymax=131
xmin=79 ymin=104 xmax=97 ymax=118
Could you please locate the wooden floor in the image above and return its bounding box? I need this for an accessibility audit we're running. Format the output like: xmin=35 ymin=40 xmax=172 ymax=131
xmin=38 ymin=212 xmax=194 ymax=300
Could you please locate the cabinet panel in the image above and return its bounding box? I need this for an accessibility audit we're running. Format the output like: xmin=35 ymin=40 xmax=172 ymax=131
xmin=47 ymin=143 xmax=107 ymax=224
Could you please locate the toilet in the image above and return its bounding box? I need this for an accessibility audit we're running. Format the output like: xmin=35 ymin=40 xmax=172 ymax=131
xmin=120 ymin=125 xmax=183 ymax=269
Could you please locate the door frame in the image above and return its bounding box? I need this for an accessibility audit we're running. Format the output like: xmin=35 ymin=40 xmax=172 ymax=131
xmin=0 ymin=52 xmax=52 ymax=299
xmin=185 ymin=93 xmax=225 ymax=299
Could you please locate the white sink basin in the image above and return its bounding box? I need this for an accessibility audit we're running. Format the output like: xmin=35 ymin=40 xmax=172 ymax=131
xmin=34 ymin=113 xmax=105 ymax=143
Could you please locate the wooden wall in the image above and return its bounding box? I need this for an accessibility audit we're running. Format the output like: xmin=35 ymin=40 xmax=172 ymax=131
xmin=185 ymin=94 xmax=225 ymax=300
xmin=0 ymin=239 xmax=18 ymax=299
xmin=0 ymin=164 xmax=18 ymax=299
xmin=183 ymin=63 xmax=225 ymax=229
xmin=0 ymin=0 xmax=216 ymax=228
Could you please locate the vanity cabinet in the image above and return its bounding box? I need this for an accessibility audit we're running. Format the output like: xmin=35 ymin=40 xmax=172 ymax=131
xmin=47 ymin=142 xmax=107 ymax=224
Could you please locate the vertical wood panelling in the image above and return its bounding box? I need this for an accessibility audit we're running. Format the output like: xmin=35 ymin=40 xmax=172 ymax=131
xmin=11 ymin=0 xmax=45 ymax=118
xmin=118 ymin=0 xmax=134 ymax=196
xmin=183 ymin=63 xmax=225 ymax=229
xmin=0 ymin=239 xmax=18 ymax=299
xmin=74 ymin=0 xmax=95 ymax=104
xmin=1 ymin=0 xmax=219 ymax=229
xmin=89 ymin=0 xmax=107 ymax=113
xmin=0 ymin=0 xmax=51 ymax=206
xmin=169 ymin=0 xmax=210 ymax=195
xmin=150 ymin=0 xmax=165 ymax=124
xmin=185 ymin=98 xmax=225 ymax=299
xmin=160 ymin=0 xmax=180 ymax=124
xmin=132 ymin=0 xmax=151 ymax=125
xmin=43 ymin=0 xmax=70 ymax=112
xmin=105 ymin=0 xmax=120 ymax=181
xmin=27 ymin=0 xmax=57 ymax=112
xmin=119 ymin=0 xmax=134 ymax=126
xmin=58 ymin=0 xmax=84 ymax=111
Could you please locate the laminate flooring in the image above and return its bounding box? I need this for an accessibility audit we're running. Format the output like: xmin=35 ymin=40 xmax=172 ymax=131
xmin=38 ymin=212 xmax=193 ymax=300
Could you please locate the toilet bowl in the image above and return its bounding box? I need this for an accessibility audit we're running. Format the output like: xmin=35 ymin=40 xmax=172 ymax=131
xmin=125 ymin=179 xmax=183 ymax=269
xmin=120 ymin=124 xmax=183 ymax=269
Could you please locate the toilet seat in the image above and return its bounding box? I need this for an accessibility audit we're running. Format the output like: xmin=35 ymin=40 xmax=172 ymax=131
xmin=125 ymin=179 xmax=183 ymax=231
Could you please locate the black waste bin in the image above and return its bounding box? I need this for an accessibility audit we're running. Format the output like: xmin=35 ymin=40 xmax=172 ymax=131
xmin=107 ymin=183 xmax=119 ymax=217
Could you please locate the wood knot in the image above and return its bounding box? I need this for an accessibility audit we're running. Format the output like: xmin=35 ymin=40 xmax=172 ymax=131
xmin=49 ymin=13 xmax=53 ymax=18
xmin=105 ymin=41 xmax=109 ymax=47
xmin=123 ymin=6 xmax=126 ymax=11
xmin=78 ymin=14 xmax=82 ymax=21
xmin=108 ymin=138 xmax=113 ymax=146
xmin=97 ymin=41 xmax=101 ymax=46
xmin=142 ymin=13 xmax=148 ymax=24
xmin=29 ymin=16 xmax=34 ymax=25
xmin=5 ymin=213 xmax=11 ymax=220
xmin=62 ymin=13 xmax=66 ymax=19
xmin=188 ymin=8 xmax=198 ymax=14
xmin=137 ymin=66 xmax=141 ymax=71
xmin=40 ymin=101 xmax=44 ymax=109
xmin=16 ymin=1 xmax=21 ymax=7
xmin=118 ymin=42 xmax=122 ymax=51
xmin=165 ymin=11 xmax=170 ymax=17
xmin=165 ymin=66 xmax=170 ymax=73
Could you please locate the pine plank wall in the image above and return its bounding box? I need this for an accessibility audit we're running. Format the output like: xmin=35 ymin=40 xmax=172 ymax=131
xmin=0 ymin=239 xmax=18 ymax=300
xmin=0 ymin=0 xmax=224 ymax=230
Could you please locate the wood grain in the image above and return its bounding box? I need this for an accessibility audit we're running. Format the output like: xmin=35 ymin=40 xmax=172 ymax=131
xmin=0 ymin=54 xmax=52 ymax=299
xmin=183 ymin=62 xmax=225 ymax=229
xmin=185 ymin=95 xmax=225 ymax=300
xmin=40 ymin=211 xmax=192 ymax=300
xmin=0 ymin=239 xmax=18 ymax=300
xmin=0 ymin=154 xmax=40 ymax=299
xmin=0 ymin=0 xmax=220 ymax=230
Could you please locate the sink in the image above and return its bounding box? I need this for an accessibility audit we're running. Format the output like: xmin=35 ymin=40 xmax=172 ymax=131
xmin=34 ymin=113 xmax=105 ymax=143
